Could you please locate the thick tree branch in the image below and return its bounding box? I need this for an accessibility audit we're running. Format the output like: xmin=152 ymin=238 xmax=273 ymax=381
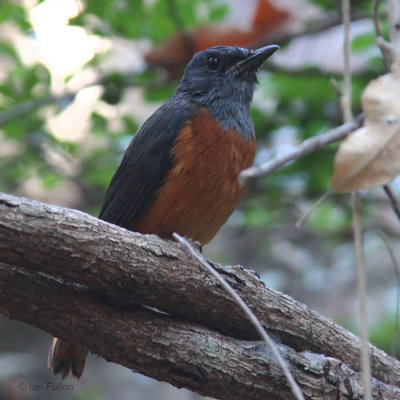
xmin=0 ymin=192 xmax=400 ymax=399
xmin=1 ymin=262 xmax=399 ymax=400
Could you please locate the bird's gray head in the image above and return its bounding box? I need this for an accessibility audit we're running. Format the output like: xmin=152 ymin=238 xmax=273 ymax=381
xmin=176 ymin=45 xmax=279 ymax=141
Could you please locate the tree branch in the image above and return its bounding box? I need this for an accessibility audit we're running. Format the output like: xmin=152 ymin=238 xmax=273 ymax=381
xmin=2 ymin=262 xmax=399 ymax=400
xmin=239 ymin=114 xmax=364 ymax=184
xmin=0 ymin=192 xmax=400 ymax=399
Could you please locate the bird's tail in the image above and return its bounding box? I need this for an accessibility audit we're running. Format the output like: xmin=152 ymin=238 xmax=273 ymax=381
xmin=48 ymin=338 xmax=88 ymax=379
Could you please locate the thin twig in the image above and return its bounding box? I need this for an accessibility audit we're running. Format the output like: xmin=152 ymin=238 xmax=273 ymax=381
xmin=173 ymin=233 xmax=305 ymax=400
xmin=373 ymin=0 xmax=393 ymax=68
xmin=383 ymin=184 xmax=400 ymax=223
xmin=330 ymin=77 xmax=343 ymax=99
xmin=342 ymin=0 xmax=353 ymax=124
xmin=295 ymin=190 xmax=332 ymax=228
xmin=341 ymin=0 xmax=371 ymax=397
xmin=377 ymin=230 xmax=400 ymax=358
xmin=387 ymin=0 xmax=400 ymax=52
xmin=373 ymin=0 xmax=384 ymax=37
xmin=239 ymin=114 xmax=364 ymax=184
xmin=351 ymin=192 xmax=372 ymax=400
xmin=376 ymin=37 xmax=396 ymax=65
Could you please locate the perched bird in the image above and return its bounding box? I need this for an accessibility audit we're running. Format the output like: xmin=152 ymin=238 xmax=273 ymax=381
xmin=48 ymin=44 xmax=279 ymax=379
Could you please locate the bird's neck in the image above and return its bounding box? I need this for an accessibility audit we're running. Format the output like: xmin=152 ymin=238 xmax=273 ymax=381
xmin=172 ymin=91 xmax=255 ymax=142
xmin=205 ymin=97 xmax=254 ymax=142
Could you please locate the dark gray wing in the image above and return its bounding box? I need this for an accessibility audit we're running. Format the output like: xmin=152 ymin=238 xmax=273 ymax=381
xmin=98 ymin=98 xmax=196 ymax=229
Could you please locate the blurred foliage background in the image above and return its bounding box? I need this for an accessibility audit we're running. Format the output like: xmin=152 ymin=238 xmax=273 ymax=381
xmin=0 ymin=0 xmax=399 ymax=399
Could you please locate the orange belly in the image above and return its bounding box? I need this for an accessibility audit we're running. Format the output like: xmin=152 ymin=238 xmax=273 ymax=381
xmin=132 ymin=108 xmax=256 ymax=245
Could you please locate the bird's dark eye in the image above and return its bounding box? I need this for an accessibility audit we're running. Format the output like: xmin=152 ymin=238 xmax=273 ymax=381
xmin=207 ymin=56 xmax=220 ymax=71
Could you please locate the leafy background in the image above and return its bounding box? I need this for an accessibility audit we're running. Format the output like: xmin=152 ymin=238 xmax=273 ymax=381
xmin=0 ymin=0 xmax=398 ymax=399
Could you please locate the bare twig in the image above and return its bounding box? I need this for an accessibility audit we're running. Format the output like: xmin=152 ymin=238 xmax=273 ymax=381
xmin=295 ymin=190 xmax=332 ymax=227
xmin=373 ymin=0 xmax=384 ymax=38
xmin=341 ymin=0 xmax=371 ymax=397
xmin=342 ymin=0 xmax=353 ymax=124
xmin=373 ymin=0 xmax=393 ymax=68
xmin=376 ymin=36 xmax=396 ymax=65
xmin=351 ymin=192 xmax=372 ymax=400
xmin=383 ymin=184 xmax=400 ymax=223
xmin=330 ymin=77 xmax=343 ymax=99
xmin=173 ymin=233 xmax=306 ymax=400
xmin=387 ymin=0 xmax=400 ymax=52
xmin=239 ymin=114 xmax=363 ymax=184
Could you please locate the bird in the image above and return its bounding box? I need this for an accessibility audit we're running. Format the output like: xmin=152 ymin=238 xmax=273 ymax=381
xmin=48 ymin=44 xmax=279 ymax=379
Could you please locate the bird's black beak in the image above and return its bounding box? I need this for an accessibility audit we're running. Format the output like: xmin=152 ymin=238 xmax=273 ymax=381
xmin=234 ymin=44 xmax=279 ymax=74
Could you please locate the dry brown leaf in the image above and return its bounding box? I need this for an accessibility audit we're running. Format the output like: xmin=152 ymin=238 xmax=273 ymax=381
xmin=331 ymin=55 xmax=400 ymax=192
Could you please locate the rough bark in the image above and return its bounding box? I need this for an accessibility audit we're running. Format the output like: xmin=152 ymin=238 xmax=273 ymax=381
xmin=0 ymin=192 xmax=399 ymax=399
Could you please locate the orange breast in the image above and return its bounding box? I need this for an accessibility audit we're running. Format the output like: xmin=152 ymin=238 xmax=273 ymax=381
xmin=133 ymin=108 xmax=256 ymax=245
